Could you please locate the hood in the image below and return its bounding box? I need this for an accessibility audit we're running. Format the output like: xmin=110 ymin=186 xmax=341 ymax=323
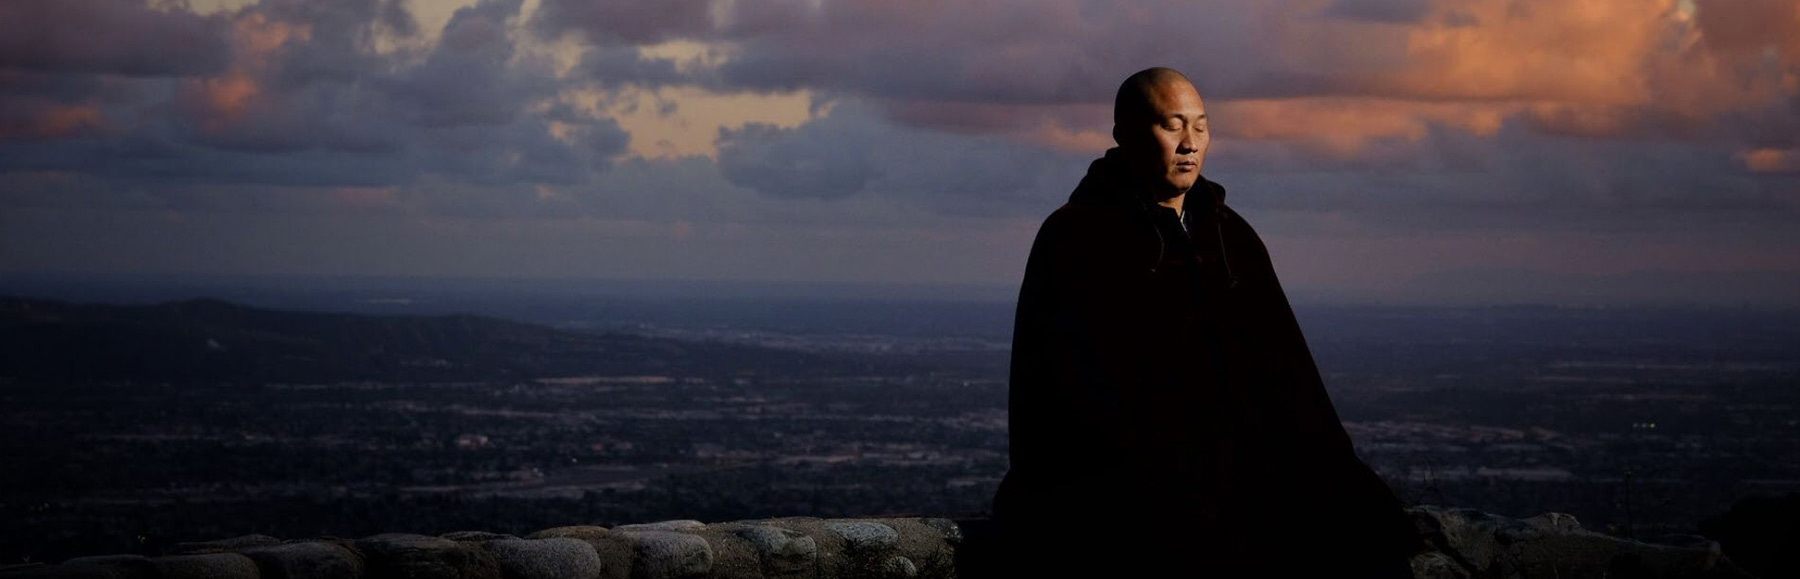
xmin=1068 ymin=147 xmax=1238 ymax=289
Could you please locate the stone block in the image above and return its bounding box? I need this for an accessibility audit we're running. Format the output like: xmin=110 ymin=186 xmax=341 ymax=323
xmin=46 ymin=555 xmax=155 ymax=579
xmin=355 ymin=533 xmax=500 ymax=579
xmin=239 ymin=542 xmax=363 ymax=579
xmin=482 ymin=538 xmax=602 ymax=579
xmin=620 ymin=531 xmax=712 ymax=579
xmin=668 ymin=524 xmax=757 ymax=579
xmin=726 ymin=524 xmax=817 ymax=578
xmin=527 ymin=527 xmax=632 ymax=579
xmin=1410 ymin=506 xmax=1753 ymax=579
xmin=151 ymin=553 xmax=261 ymax=579
xmin=823 ymin=522 xmax=898 ymax=555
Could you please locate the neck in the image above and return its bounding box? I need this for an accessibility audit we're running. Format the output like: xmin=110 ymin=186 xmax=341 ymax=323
xmin=1123 ymin=169 xmax=1185 ymax=214
xmin=1158 ymin=192 xmax=1185 ymax=218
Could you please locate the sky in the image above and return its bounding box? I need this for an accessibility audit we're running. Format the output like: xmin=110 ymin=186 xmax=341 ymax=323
xmin=1 ymin=0 xmax=1797 ymax=306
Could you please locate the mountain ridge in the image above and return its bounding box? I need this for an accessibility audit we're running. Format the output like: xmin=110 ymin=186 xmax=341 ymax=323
xmin=0 ymin=296 xmax=850 ymax=384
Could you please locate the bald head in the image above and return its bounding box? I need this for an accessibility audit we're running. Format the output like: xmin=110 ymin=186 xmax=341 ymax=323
xmin=1114 ymin=67 xmax=1199 ymax=127
xmin=1111 ymin=67 xmax=1210 ymax=199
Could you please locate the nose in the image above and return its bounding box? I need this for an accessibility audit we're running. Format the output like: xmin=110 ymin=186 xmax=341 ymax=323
xmin=1177 ymin=128 xmax=1198 ymax=154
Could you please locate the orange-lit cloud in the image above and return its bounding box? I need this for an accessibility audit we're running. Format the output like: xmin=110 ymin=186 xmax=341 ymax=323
xmin=1300 ymin=0 xmax=1798 ymax=138
xmin=1352 ymin=0 xmax=1671 ymax=104
xmin=1214 ymin=97 xmax=1512 ymax=157
xmin=0 ymin=104 xmax=103 ymax=139
xmin=178 ymin=12 xmax=311 ymax=132
xmin=1739 ymin=148 xmax=1800 ymax=173
xmin=3 ymin=0 xmax=1798 ymax=301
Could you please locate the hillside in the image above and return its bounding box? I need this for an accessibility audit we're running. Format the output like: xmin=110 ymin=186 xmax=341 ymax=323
xmin=0 ymin=297 xmax=863 ymax=384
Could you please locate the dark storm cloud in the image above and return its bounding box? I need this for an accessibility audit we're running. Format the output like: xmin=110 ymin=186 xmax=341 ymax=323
xmin=0 ymin=0 xmax=626 ymax=202
xmin=1212 ymin=117 xmax=1797 ymax=236
xmin=5 ymin=0 xmax=1795 ymax=218
xmin=530 ymin=0 xmax=715 ymax=46
xmin=535 ymin=0 xmax=1798 ymax=163
xmin=0 ymin=0 xmax=231 ymax=77
xmin=3 ymin=0 xmax=1798 ymax=300
xmin=573 ymin=45 xmax=690 ymax=89
xmin=383 ymin=0 xmax=549 ymax=128
xmin=719 ymin=100 xmax=1088 ymax=213
xmin=546 ymin=0 xmax=1348 ymax=126
xmin=717 ymin=120 xmax=880 ymax=200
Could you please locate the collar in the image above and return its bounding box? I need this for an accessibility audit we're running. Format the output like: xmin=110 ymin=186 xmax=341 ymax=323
xmin=1067 ymin=147 xmax=1238 ymax=288
xmin=1068 ymin=147 xmax=1227 ymax=218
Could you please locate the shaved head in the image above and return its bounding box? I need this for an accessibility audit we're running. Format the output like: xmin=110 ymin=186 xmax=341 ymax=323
xmin=1115 ymin=67 xmax=1198 ymax=126
xmin=1111 ymin=67 xmax=1210 ymax=200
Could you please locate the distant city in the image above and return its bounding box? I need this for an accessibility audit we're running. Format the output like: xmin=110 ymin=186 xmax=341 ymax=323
xmin=1 ymin=274 xmax=1797 ymax=565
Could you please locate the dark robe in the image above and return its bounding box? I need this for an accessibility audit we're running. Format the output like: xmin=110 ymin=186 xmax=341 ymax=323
xmin=989 ymin=148 xmax=1421 ymax=576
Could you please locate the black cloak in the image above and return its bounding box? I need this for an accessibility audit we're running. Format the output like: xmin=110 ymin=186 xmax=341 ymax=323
xmin=989 ymin=148 xmax=1420 ymax=576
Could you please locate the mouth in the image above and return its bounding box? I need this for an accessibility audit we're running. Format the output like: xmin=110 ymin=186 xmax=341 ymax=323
xmin=1175 ymin=160 xmax=1198 ymax=171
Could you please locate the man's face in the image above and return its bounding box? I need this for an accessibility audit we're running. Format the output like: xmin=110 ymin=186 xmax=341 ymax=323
xmin=1116 ymin=80 xmax=1209 ymax=197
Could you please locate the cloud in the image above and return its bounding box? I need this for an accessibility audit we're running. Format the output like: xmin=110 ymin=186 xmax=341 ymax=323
xmin=2 ymin=0 xmax=1798 ymax=302
xmin=713 ymin=100 xmax=1092 ymax=214
xmin=1322 ymin=0 xmax=1433 ymax=24
xmin=0 ymin=0 xmax=627 ymax=201
xmin=527 ymin=0 xmax=1799 ymax=152
xmin=530 ymin=0 xmax=716 ymax=46
xmin=0 ymin=0 xmax=231 ymax=77
xmin=717 ymin=113 xmax=880 ymax=200
xmin=1740 ymin=148 xmax=1800 ymax=174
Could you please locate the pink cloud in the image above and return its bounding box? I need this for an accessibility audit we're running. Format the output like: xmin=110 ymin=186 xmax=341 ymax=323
xmin=176 ymin=12 xmax=312 ymax=134
xmin=0 ymin=103 xmax=103 ymax=140
xmin=1739 ymin=148 xmax=1800 ymax=173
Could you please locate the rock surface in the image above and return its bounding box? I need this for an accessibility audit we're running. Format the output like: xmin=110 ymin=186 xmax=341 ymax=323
xmin=0 ymin=508 xmax=1757 ymax=579
xmin=484 ymin=538 xmax=603 ymax=579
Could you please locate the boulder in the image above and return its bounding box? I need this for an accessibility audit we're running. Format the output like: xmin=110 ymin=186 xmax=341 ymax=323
xmin=482 ymin=538 xmax=603 ymax=579
xmin=526 ymin=527 xmax=632 ymax=579
xmin=151 ymin=553 xmax=261 ymax=579
xmin=354 ymin=533 xmax=500 ymax=579
xmin=726 ymin=524 xmax=817 ymax=578
xmin=238 ymin=542 xmax=363 ymax=579
xmin=620 ymin=531 xmax=712 ymax=579
xmin=822 ymin=522 xmax=898 ymax=555
xmin=1410 ymin=506 xmax=1753 ymax=579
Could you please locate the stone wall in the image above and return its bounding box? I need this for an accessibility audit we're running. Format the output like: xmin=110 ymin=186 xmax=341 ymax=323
xmin=0 ymin=507 xmax=1756 ymax=579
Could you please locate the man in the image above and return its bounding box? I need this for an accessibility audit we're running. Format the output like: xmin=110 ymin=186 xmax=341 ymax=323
xmin=989 ymin=67 xmax=1420 ymax=576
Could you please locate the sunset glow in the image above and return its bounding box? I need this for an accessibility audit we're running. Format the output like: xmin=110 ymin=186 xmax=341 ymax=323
xmin=1 ymin=0 xmax=1795 ymax=304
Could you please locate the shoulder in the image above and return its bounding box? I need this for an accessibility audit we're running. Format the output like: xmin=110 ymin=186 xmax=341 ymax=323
xmin=1026 ymin=200 xmax=1154 ymax=274
xmin=1032 ymin=199 xmax=1138 ymax=250
xmin=1217 ymin=203 xmax=1270 ymax=255
xmin=1045 ymin=198 xmax=1129 ymax=229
